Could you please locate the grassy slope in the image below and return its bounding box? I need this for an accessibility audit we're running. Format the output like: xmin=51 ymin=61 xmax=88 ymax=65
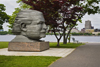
xmin=0 ymin=56 xmax=60 ymax=67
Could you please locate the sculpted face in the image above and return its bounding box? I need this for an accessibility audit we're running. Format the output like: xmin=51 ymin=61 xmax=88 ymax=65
xmin=26 ymin=15 xmax=47 ymax=39
xmin=14 ymin=10 xmax=47 ymax=40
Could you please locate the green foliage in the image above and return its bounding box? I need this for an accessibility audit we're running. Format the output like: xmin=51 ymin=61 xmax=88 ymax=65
xmin=17 ymin=0 xmax=31 ymax=9
xmin=78 ymin=19 xmax=82 ymax=23
xmin=0 ymin=31 xmax=8 ymax=35
xmin=71 ymin=33 xmax=93 ymax=36
xmin=98 ymin=33 xmax=100 ymax=35
xmin=8 ymin=8 xmax=21 ymax=32
xmin=8 ymin=0 xmax=31 ymax=32
xmin=46 ymin=33 xmax=54 ymax=35
xmin=0 ymin=42 xmax=8 ymax=49
xmin=0 ymin=4 xmax=9 ymax=29
xmin=83 ymin=0 xmax=100 ymax=14
xmin=0 ymin=31 xmax=13 ymax=35
xmin=8 ymin=29 xmax=13 ymax=34
xmin=8 ymin=8 xmax=20 ymax=27
xmin=50 ymin=42 xmax=84 ymax=48
xmin=0 ymin=55 xmax=60 ymax=67
xmin=0 ymin=42 xmax=84 ymax=49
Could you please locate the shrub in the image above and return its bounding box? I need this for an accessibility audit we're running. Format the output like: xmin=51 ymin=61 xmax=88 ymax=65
xmin=98 ymin=33 xmax=100 ymax=35
xmin=72 ymin=33 xmax=92 ymax=36
xmin=0 ymin=31 xmax=8 ymax=35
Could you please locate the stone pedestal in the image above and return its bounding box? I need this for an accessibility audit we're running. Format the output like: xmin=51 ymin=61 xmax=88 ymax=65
xmin=8 ymin=42 xmax=49 ymax=52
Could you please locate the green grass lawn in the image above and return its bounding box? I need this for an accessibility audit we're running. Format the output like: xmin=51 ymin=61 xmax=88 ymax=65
xmin=50 ymin=42 xmax=84 ymax=48
xmin=0 ymin=42 xmax=8 ymax=49
xmin=0 ymin=42 xmax=84 ymax=67
xmin=0 ymin=55 xmax=60 ymax=67
xmin=0 ymin=42 xmax=84 ymax=49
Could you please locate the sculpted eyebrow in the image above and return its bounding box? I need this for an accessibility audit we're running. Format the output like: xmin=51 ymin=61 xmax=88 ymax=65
xmin=38 ymin=21 xmax=44 ymax=24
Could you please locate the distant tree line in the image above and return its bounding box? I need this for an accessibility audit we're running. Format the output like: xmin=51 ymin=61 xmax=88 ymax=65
xmin=46 ymin=32 xmax=100 ymax=36
xmin=0 ymin=31 xmax=12 ymax=35
xmin=98 ymin=33 xmax=100 ymax=35
xmin=71 ymin=33 xmax=93 ymax=36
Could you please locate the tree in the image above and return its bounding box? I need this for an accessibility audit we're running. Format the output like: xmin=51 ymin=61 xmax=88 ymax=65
xmin=0 ymin=4 xmax=9 ymax=29
xmin=9 ymin=0 xmax=100 ymax=46
xmin=21 ymin=0 xmax=100 ymax=46
xmin=60 ymin=0 xmax=100 ymax=44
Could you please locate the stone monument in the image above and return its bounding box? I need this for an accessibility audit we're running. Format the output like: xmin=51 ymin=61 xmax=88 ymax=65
xmin=8 ymin=10 xmax=49 ymax=52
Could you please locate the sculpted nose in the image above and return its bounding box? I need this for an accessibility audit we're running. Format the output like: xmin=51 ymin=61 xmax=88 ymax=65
xmin=43 ymin=23 xmax=47 ymax=30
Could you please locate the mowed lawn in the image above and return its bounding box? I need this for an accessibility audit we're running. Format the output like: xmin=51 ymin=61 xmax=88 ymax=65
xmin=0 ymin=42 xmax=8 ymax=49
xmin=0 ymin=42 xmax=60 ymax=67
xmin=0 ymin=42 xmax=84 ymax=49
xmin=0 ymin=55 xmax=60 ymax=67
xmin=50 ymin=42 xmax=84 ymax=48
xmin=0 ymin=42 xmax=84 ymax=67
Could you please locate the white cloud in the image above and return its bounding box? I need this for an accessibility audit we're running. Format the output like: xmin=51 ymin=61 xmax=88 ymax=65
xmin=77 ymin=14 xmax=100 ymax=30
xmin=0 ymin=0 xmax=19 ymax=15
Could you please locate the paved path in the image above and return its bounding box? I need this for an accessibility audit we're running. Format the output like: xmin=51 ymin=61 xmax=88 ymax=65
xmin=49 ymin=43 xmax=100 ymax=67
xmin=0 ymin=48 xmax=74 ymax=57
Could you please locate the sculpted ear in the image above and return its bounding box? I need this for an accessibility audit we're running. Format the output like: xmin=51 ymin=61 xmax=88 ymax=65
xmin=20 ymin=23 xmax=27 ymax=31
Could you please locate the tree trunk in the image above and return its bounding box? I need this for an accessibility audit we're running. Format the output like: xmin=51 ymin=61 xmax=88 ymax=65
xmin=53 ymin=28 xmax=63 ymax=47
xmin=68 ymin=35 xmax=71 ymax=43
xmin=63 ymin=29 xmax=67 ymax=44
xmin=65 ymin=33 xmax=69 ymax=44
xmin=65 ymin=25 xmax=75 ymax=44
xmin=57 ymin=39 xmax=60 ymax=46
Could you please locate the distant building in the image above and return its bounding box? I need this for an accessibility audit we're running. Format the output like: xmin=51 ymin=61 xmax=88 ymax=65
xmin=92 ymin=29 xmax=100 ymax=35
xmin=81 ymin=28 xmax=85 ymax=33
xmin=91 ymin=26 xmax=94 ymax=29
xmin=92 ymin=32 xmax=100 ymax=35
xmin=85 ymin=29 xmax=94 ymax=33
xmin=94 ymin=29 xmax=100 ymax=32
xmin=81 ymin=20 xmax=100 ymax=34
xmin=71 ymin=28 xmax=80 ymax=33
xmin=85 ymin=20 xmax=94 ymax=33
xmin=85 ymin=20 xmax=91 ymax=29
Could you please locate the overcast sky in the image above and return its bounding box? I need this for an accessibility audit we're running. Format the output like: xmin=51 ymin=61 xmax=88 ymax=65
xmin=0 ymin=0 xmax=100 ymax=31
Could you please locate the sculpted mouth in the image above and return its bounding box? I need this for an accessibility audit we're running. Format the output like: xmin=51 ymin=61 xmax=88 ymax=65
xmin=41 ymin=32 xmax=46 ymax=33
xmin=41 ymin=30 xmax=46 ymax=33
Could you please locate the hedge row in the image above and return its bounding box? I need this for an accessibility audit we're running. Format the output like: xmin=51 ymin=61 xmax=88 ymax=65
xmin=0 ymin=31 xmax=12 ymax=35
xmin=71 ymin=33 xmax=93 ymax=36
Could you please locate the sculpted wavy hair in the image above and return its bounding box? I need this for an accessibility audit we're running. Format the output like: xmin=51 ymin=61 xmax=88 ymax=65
xmin=12 ymin=10 xmax=43 ymax=35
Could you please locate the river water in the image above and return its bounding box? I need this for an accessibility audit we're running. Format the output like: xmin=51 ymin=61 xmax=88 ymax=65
xmin=0 ymin=35 xmax=100 ymax=43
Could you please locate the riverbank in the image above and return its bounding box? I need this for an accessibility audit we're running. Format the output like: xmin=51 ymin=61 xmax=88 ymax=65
xmin=0 ymin=35 xmax=100 ymax=42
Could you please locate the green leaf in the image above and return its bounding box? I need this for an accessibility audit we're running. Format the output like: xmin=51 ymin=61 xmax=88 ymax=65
xmin=78 ymin=19 xmax=82 ymax=23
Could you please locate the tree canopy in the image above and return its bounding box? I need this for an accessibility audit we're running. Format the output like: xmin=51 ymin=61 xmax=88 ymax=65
xmin=0 ymin=4 xmax=9 ymax=29
xmin=9 ymin=0 xmax=100 ymax=46
xmin=20 ymin=0 xmax=100 ymax=46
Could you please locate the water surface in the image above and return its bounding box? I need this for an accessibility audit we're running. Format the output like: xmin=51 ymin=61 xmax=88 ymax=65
xmin=0 ymin=35 xmax=100 ymax=43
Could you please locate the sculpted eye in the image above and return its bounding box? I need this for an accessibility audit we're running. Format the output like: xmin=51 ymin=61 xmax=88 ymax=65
xmin=21 ymin=23 xmax=26 ymax=28
xmin=38 ymin=21 xmax=44 ymax=24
